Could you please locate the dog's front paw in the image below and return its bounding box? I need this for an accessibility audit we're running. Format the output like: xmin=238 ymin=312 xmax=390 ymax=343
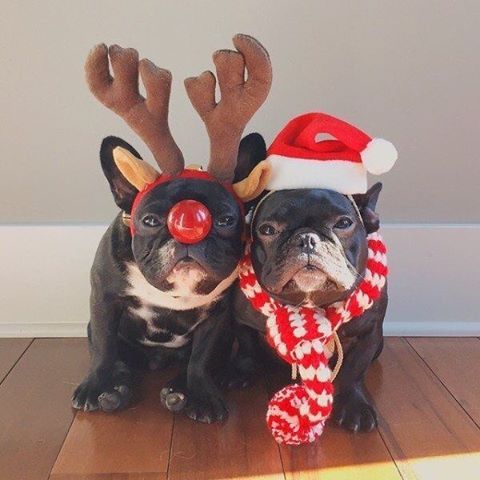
xmin=332 ymin=389 xmax=378 ymax=433
xmin=72 ymin=376 xmax=103 ymax=412
xmin=72 ymin=371 xmax=132 ymax=413
xmin=184 ymin=394 xmax=228 ymax=424
xmin=160 ymin=374 xmax=228 ymax=423
xmin=160 ymin=386 xmax=187 ymax=413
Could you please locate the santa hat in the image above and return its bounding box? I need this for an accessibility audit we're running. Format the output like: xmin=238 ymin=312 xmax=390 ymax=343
xmin=266 ymin=112 xmax=397 ymax=194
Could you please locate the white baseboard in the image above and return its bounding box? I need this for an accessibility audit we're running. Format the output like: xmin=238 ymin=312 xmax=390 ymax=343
xmin=0 ymin=322 xmax=87 ymax=338
xmin=1 ymin=223 xmax=479 ymax=338
xmin=383 ymin=321 xmax=480 ymax=337
xmin=0 ymin=321 xmax=478 ymax=338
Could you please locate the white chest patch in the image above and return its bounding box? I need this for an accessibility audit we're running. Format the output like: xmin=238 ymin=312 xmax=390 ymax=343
xmin=138 ymin=313 xmax=207 ymax=348
xmin=125 ymin=262 xmax=238 ymax=312
xmin=139 ymin=335 xmax=187 ymax=348
xmin=124 ymin=262 xmax=236 ymax=348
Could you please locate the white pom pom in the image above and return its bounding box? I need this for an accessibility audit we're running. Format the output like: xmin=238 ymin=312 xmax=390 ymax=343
xmin=361 ymin=138 xmax=398 ymax=175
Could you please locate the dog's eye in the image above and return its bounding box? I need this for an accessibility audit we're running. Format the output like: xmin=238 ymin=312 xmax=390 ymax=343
xmin=216 ymin=215 xmax=235 ymax=227
xmin=142 ymin=214 xmax=161 ymax=228
xmin=334 ymin=217 xmax=354 ymax=230
xmin=258 ymin=224 xmax=277 ymax=236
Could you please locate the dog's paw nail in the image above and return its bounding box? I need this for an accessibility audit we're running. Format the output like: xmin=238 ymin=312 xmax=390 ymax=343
xmin=365 ymin=420 xmax=376 ymax=432
xmin=165 ymin=392 xmax=186 ymax=412
xmin=114 ymin=384 xmax=131 ymax=396
xmin=160 ymin=387 xmax=173 ymax=404
xmin=187 ymin=409 xmax=198 ymax=421
xmin=98 ymin=392 xmax=121 ymax=412
xmin=347 ymin=420 xmax=361 ymax=433
xmin=83 ymin=399 xmax=98 ymax=412
xmin=334 ymin=392 xmax=378 ymax=433
xmin=363 ymin=410 xmax=378 ymax=432
xmin=217 ymin=410 xmax=228 ymax=422
xmin=334 ymin=410 xmax=346 ymax=426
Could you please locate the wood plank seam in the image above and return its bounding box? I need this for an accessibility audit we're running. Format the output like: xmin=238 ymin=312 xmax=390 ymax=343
xmin=262 ymin=369 xmax=288 ymax=480
xmin=275 ymin=443 xmax=287 ymax=480
xmin=265 ymin=372 xmax=288 ymax=480
xmin=374 ymin=418 xmax=408 ymax=480
xmin=7 ymin=337 xmax=474 ymax=479
xmin=47 ymin=410 xmax=80 ymax=479
xmin=166 ymin=411 xmax=176 ymax=479
xmin=367 ymin=377 xmax=405 ymax=479
xmin=368 ymin=337 xmax=480 ymax=480
xmin=42 ymin=337 xmax=90 ymax=480
xmin=265 ymin=351 xmax=404 ymax=479
xmin=405 ymin=338 xmax=480 ymax=429
xmin=340 ymin=354 xmax=406 ymax=480
xmin=0 ymin=338 xmax=34 ymax=386
xmin=369 ymin=340 xmax=413 ymax=480
xmin=0 ymin=338 xmax=89 ymax=480
xmin=50 ymin=371 xmax=175 ymax=476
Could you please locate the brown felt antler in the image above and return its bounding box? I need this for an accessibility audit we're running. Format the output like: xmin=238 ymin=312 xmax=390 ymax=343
xmin=185 ymin=34 xmax=272 ymax=183
xmin=85 ymin=44 xmax=184 ymax=176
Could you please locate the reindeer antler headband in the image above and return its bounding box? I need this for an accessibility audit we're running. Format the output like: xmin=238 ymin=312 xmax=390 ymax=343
xmin=185 ymin=34 xmax=272 ymax=182
xmin=85 ymin=35 xmax=272 ymax=202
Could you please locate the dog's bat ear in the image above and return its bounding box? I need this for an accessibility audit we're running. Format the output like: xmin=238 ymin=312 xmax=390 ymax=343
xmin=233 ymin=133 xmax=267 ymax=182
xmin=232 ymin=133 xmax=271 ymax=207
xmin=100 ymin=136 xmax=160 ymax=212
xmin=352 ymin=182 xmax=383 ymax=233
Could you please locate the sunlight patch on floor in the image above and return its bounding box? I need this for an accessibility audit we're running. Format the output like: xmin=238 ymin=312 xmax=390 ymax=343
xmin=285 ymin=461 xmax=400 ymax=480
xmin=396 ymin=451 xmax=480 ymax=480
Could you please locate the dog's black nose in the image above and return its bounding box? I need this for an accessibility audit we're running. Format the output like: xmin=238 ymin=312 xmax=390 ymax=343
xmin=296 ymin=232 xmax=317 ymax=254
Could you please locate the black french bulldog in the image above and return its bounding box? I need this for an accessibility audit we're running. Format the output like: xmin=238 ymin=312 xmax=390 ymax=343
xmin=73 ymin=35 xmax=272 ymax=423
xmin=232 ymin=181 xmax=387 ymax=433
xmin=72 ymin=134 xmax=266 ymax=423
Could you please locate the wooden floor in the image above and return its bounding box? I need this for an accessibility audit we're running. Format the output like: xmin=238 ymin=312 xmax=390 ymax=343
xmin=0 ymin=338 xmax=479 ymax=480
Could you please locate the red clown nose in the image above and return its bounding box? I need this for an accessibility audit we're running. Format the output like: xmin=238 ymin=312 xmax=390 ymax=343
xmin=167 ymin=200 xmax=212 ymax=244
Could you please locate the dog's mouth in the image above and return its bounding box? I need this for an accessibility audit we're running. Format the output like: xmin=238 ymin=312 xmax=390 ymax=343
xmin=165 ymin=255 xmax=233 ymax=296
xmin=167 ymin=256 xmax=208 ymax=282
xmin=261 ymin=258 xmax=357 ymax=308
xmin=283 ymin=263 xmax=340 ymax=294
xmin=265 ymin=248 xmax=357 ymax=298
xmin=171 ymin=256 xmax=205 ymax=273
xmin=160 ymin=256 xmax=208 ymax=297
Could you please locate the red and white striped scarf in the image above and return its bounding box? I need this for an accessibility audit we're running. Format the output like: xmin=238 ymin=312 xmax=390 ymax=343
xmin=238 ymin=232 xmax=388 ymax=445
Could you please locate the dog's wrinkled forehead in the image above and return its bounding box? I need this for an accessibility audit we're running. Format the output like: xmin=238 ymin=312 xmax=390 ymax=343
xmin=254 ymin=189 xmax=358 ymax=226
xmin=137 ymin=178 xmax=240 ymax=216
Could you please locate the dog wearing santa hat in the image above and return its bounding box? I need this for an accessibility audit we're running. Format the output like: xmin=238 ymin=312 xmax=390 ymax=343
xmin=231 ymin=112 xmax=397 ymax=444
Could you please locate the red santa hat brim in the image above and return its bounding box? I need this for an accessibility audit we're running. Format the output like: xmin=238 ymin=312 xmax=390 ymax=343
xmin=264 ymin=113 xmax=397 ymax=194
xmin=267 ymin=155 xmax=368 ymax=194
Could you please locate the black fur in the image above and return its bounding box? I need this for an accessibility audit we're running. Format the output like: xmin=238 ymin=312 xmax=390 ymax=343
xmin=231 ymin=180 xmax=388 ymax=433
xmin=100 ymin=136 xmax=141 ymax=213
xmin=72 ymin=133 xmax=265 ymax=423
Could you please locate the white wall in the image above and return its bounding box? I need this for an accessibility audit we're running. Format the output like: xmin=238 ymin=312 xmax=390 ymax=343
xmin=0 ymin=224 xmax=478 ymax=337
xmin=1 ymin=0 xmax=479 ymax=223
xmin=0 ymin=1 xmax=479 ymax=336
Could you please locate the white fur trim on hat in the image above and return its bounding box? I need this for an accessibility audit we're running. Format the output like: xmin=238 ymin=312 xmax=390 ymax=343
xmin=361 ymin=138 xmax=398 ymax=175
xmin=266 ymin=154 xmax=368 ymax=194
